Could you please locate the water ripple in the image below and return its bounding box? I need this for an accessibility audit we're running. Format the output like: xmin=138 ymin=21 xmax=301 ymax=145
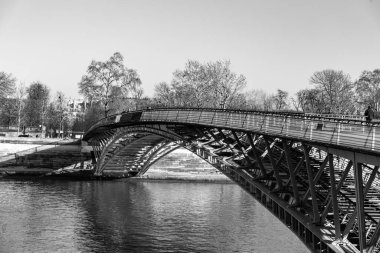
xmin=0 ymin=180 xmax=309 ymax=253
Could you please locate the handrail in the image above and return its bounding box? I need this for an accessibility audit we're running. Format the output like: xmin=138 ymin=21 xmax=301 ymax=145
xmin=84 ymin=108 xmax=374 ymax=136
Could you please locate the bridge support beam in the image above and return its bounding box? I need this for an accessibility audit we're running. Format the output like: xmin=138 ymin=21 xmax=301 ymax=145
xmin=303 ymin=144 xmax=320 ymax=224
xmin=328 ymin=153 xmax=342 ymax=240
xmin=354 ymin=161 xmax=367 ymax=253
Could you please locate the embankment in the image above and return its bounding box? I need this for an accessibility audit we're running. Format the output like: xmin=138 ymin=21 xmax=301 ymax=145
xmin=0 ymin=137 xmax=89 ymax=172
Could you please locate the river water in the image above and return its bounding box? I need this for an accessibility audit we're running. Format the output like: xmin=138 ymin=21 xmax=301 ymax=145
xmin=0 ymin=179 xmax=309 ymax=253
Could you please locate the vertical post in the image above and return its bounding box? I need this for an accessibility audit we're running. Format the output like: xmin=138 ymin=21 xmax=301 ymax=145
xmin=283 ymin=140 xmax=300 ymax=204
xmin=247 ymin=133 xmax=267 ymax=177
xmin=309 ymin=121 xmax=313 ymax=140
xmin=372 ymin=127 xmax=376 ymax=151
xmin=286 ymin=116 xmax=290 ymax=136
xmin=337 ymin=123 xmax=341 ymax=145
xmin=354 ymin=161 xmax=366 ymax=252
xmin=328 ymin=153 xmax=341 ymax=240
xmin=198 ymin=111 xmax=202 ymax=124
xmin=265 ymin=138 xmax=283 ymax=190
xmin=303 ymin=144 xmax=320 ymax=223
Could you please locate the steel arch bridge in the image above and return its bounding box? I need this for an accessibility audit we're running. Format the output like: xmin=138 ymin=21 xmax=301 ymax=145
xmin=82 ymin=108 xmax=380 ymax=253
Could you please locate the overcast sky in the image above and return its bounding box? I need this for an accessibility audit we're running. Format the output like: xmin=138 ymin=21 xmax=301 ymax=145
xmin=0 ymin=0 xmax=379 ymax=99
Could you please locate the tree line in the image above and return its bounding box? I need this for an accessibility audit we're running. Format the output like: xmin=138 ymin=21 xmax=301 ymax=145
xmin=1 ymin=52 xmax=379 ymax=136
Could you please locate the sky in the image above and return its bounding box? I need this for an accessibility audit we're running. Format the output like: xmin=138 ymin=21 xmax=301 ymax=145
xmin=0 ymin=0 xmax=380 ymax=99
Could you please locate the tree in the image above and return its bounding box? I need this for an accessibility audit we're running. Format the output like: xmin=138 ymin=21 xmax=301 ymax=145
xmin=83 ymin=103 xmax=103 ymax=132
xmin=355 ymin=69 xmax=380 ymax=111
xmin=15 ymin=82 xmax=27 ymax=135
xmin=0 ymin=98 xmax=17 ymax=127
xmin=123 ymin=69 xmax=143 ymax=110
xmin=23 ymin=82 xmax=50 ymax=128
xmin=295 ymin=89 xmax=324 ymax=113
xmin=0 ymin=71 xmax=16 ymax=101
xmin=153 ymin=59 xmax=246 ymax=109
xmin=154 ymin=82 xmax=174 ymax=106
xmin=273 ymin=89 xmax=288 ymax=110
xmin=207 ymin=60 xmax=246 ymax=109
xmin=244 ymin=89 xmax=271 ymax=110
xmin=0 ymin=72 xmax=16 ymax=127
xmin=45 ymin=102 xmax=60 ymax=137
xmin=78 ymin=52 xmax=141 ymax=117
xmin=56 ymin=92 xmax=69 ymax=138
xmin=310 ymin=69 xmax=354 ymax=114
xmin=172 ymin=60 xmax=210 ymax=108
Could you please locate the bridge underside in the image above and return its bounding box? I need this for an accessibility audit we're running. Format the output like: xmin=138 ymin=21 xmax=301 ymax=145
xmin=85 ymin=122 xmax=380 ymax=253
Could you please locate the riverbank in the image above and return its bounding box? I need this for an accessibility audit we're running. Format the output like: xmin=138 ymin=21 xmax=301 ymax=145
xmin=0 ymin=167 xmax=231 ymax=182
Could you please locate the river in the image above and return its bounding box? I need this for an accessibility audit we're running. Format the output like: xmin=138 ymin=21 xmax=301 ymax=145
xmin=0 ymin=178 xmax=309 ymax=253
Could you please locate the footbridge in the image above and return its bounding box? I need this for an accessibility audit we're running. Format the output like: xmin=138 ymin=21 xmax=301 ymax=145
xmin=82 ymin=108 xmax=380 ymax=253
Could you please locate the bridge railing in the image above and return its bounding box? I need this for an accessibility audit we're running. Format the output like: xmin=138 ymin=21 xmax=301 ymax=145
xmin=138 ymin=108 xmax=380 ymax=153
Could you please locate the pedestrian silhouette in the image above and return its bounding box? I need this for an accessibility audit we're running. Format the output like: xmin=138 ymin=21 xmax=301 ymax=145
xmin=365 ymin=105 xmax=374 ymax=124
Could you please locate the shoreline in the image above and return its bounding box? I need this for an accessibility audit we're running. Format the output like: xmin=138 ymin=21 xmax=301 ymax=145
xmin=0 ymin=166 xmax=231 ymax=183
xmin=130 ymin=177 xmax=233 ymax=184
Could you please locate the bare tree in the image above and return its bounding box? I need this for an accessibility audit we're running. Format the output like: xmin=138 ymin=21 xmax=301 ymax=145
xmin=154 ymin=59 xmax=246 ymax=109
xmin=310 ymin=69 xmax=354 ymax=114
xmin=15 ymin=82 xmax=26 ymax=135
xmin=296 ymin=89 xmax=326 ymax=113
xmin=123 ymin=68 xmax=143 ymax=110
xmin=273 ymin=89 xmax=288 ymax=110
xmin=0 ymin=71 xmax=16 ymax=100
xmin=56 ymin=92 xmax=69 ymax=138
xmin=78 ymin=52 xmax=141 ymax=117
xmin=355 ymin=69 xmax=380 ymax=111
xmin=154 ymin=82 xmax=174 ymax=106
xmin=207 ymin=60 xmax=246 ymax=109
xmin=23 ymin=82 xmax=50 ymax=128
xmin=172 ymin=60 xmax=209 ymax=108
xmin=244 ymin=89 xmax=270 ymax=110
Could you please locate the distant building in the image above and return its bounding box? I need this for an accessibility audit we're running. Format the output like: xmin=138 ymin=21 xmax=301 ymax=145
xmin=67 ymin=98 xmax=90 ymax=118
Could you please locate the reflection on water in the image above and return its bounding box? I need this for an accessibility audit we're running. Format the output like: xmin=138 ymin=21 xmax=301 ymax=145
xmin=0 ymin=179 xmax=309 ymax=253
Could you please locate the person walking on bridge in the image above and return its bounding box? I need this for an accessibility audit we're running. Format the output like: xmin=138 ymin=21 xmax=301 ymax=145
xmin=365 ymin=105 xmax=375 ymax=124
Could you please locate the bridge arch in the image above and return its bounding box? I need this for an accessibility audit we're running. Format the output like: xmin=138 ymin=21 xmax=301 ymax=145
xmin=83 ymin=108 xmax=380 ymax=253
